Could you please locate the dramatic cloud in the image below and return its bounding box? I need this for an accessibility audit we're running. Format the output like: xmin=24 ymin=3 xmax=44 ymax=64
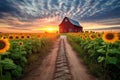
xmin=0 ymin=0 xmax=120 ymax=32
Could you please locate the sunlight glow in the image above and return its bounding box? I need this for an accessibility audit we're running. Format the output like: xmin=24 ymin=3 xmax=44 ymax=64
xmin=48 ymin=28 xmax=54 ymax=31
xmin=33 ymin=26 xmax=59 ymax=33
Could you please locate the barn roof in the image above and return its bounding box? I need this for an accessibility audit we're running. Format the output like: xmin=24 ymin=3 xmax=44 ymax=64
xmin=59 ymin=17 xmax=82 ymax=28
xmin=68 ymin=18 xmax=80 ymax=26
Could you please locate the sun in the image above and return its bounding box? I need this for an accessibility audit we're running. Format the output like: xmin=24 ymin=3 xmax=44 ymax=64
xmin=33 ymin=26 xmax=59 ymax=33
xmin=45 ymin=27 xmax=58 ymax=33
xmin=47 ymin=28 xmax=54 ymax=32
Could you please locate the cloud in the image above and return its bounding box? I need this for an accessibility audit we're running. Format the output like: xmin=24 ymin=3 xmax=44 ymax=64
xmin=95 ymin=18 xmax=120 ymax=25
xmin=87 ymin=26 xmax=120 ymax=30
xmin=0 ymin=0 xmax=120 ymax=31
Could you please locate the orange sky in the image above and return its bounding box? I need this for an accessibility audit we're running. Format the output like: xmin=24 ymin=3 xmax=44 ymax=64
xmin=0 ymin=17 xmax=60 ymax=33
xmin=0 ymin=17 xmax=120 ymax=33
xmin=0 ymin=0 xmax=120 ymax=33
xmin=0 ymin=22 xmax=120 ymax=33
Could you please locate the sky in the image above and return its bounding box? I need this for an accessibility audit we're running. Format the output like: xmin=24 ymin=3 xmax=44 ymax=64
xmin=0 ymin=0 xmax=120 ymax=33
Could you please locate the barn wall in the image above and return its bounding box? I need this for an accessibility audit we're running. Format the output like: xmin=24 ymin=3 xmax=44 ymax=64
xmin=59 ymin=17 xmax=83 ymax=33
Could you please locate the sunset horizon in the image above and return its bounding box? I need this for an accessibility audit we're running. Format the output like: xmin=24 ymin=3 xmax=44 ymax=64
xmin=0 ymin=0 xmax=120 ymax=33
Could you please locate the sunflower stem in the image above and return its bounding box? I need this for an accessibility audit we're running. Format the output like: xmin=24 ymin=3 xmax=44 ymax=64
xmin=104 ymin=43 xmax=110 ymax=80
xmin=19 ymin=46 xmax=22 ymax=66
xmin=19 ymin=46 xmax=21 ymax=56
xmin=93 ymin=41 xmax=95 ymax=60
xmin=0 ymin=55 xmax=3 ymax=80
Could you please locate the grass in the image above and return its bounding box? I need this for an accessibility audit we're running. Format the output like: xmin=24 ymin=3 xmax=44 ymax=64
xmin=23 ymin=39 xmax=54 ymax=75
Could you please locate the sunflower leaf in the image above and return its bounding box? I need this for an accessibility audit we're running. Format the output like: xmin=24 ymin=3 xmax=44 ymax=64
xmin=10 ymin=52 xmax=21 ymax=59
xmin=1 ymin=58 xmax=16 ymax=69
xmin=11 ymin=65 xmax=23 ymax=77
xmin=106 ymin=57 xmax=117 ymax=65
xmin=108 ymin=48 xmax=120 ymax=54
xmin=21 ymin=51 xmax=27 ymax=55
xmin=20 ymin=56 xmax=27 ymax=63
xmin=97 ymin=56 xmax=105 ymax=63
xmin=97 ymin=48 xmax=106 ymax=53
xmin=86 ymin=44 xmax=94 ymax=49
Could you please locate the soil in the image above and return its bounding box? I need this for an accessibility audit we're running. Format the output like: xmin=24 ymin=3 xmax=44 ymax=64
xmin=22 ymin=35 xmax=97 ymax=80
xmin=64 ymin=36 xmax=97 ymax=80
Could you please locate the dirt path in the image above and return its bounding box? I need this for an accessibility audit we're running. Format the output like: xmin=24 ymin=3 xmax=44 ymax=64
xmin=22 ymin=35 xmax=96 ymax=80
xmin=22 ymin=38 xmax=60 ymax=80
xmin=64 ymin=36 xmax=96 ymax=80
xmin=53 ymin=36 xmax=72 ymax=80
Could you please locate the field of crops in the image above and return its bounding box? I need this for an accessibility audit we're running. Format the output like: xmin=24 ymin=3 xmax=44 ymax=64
xmin=0 ymin=33 xmax=59 ymax=80
xmin=0 ymin=31 xmax=120 ymax=80
xmin=67 ymin=32 xmax=120 ymax=80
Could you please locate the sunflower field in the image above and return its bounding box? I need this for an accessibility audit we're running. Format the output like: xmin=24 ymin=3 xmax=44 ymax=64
xmin=67 ymin=32 xmax=120 ymax=80
xmin=0 ymin=33 xmax=59 ymax=80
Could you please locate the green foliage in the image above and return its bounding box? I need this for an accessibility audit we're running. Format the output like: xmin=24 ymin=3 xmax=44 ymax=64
xmin=1 ymin=58 xmax=16 ymax=70
xmin=108 ymin=48 xmax=120 ymax=54
xmin=4 ymin=72 xmax=12 ymax=80
xmin=97 ymin=56 xmax=105 ymax=63
xmin=0 ymin=36 xmax=54 ymax=80
xmin=106 ymin=56 xmax=117 ymax=65
xmin=67 ymin=33 xmax=120 ymax=80
xmin=11 ymin=65 xmax=23 ymax=77
xmin=97 ymin=49 xmax=106 ymax=53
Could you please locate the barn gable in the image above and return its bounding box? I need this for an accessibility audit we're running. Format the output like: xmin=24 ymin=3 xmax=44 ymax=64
xmin=59 ymin=17 xmax=83 ymax=33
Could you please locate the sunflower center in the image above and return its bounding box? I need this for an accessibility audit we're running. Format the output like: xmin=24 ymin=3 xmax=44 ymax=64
xmin=98 ymin=34 xmax=101 ymax=37
xmin=118 ymin=35 xmax=120 ymax=40
xmin=9 ymin=36 xmax=13 ymax=39
xmin=91 ymin=35 xmax=95 ymax=38
xmin=19 ymin=42 xmax=23 ymax=46
xmin=3 ymin=37 xmax=6 ymax=39
xmin=106 ymin=33 xmax=114 ymax=40
xmin=27 ymin=36 xmax=30 ymax=38
xmin=0 ymin=40 xmax=6 ymax=49
xmin=21 ymin=36 xmax=24 ymax=38
xmin=92 ymin=36 xmax=94 ymax=38
xmin=16 ymin=36 xmax=19 ymax=39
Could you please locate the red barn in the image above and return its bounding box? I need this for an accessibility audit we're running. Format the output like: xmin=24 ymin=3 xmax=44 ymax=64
xmin=59 ymin=17 xmax=83 ymax=33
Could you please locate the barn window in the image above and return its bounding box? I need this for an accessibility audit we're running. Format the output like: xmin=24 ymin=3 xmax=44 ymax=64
xmin=65 ymin=19 xmax=68 ymax=22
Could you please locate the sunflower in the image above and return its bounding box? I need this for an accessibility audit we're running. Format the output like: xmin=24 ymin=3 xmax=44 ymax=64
xmin=18 ymin=41 xmax=23 ymax=46
xmin=89 ymin=33 xmax=96 ymax=40
xmin=15 ymin=35 xmax=19 ymax=39
xmin=84 ymin=35 xmax=88 ymax=39
xmin=8 ymin=35 xmax=14 ymax=40
xmin=37 ymin=35 xmax=41 ymax=39
xmin=0 ymin=35 xmax=2 ymax=38
xmin=117 ymin=33 xmax=120 ymax=41
xmin=26 ymin=35 xmax=31 ymax=39
xmin=102 ymin=32 xmax=118 ymax=43
xmin=2 ymin=36 xmax=7 ymax=39
xmin=21 ymin=35 xmax=25 ymax=39
xmin=96 ymin=33 xmax=102 ymax=38
xmin=0 ymin=38 xmax=10 ymax=53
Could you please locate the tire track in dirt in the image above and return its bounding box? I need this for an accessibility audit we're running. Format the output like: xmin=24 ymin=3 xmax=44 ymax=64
xmin=53 ymin=37 xmax=72 ymax=80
